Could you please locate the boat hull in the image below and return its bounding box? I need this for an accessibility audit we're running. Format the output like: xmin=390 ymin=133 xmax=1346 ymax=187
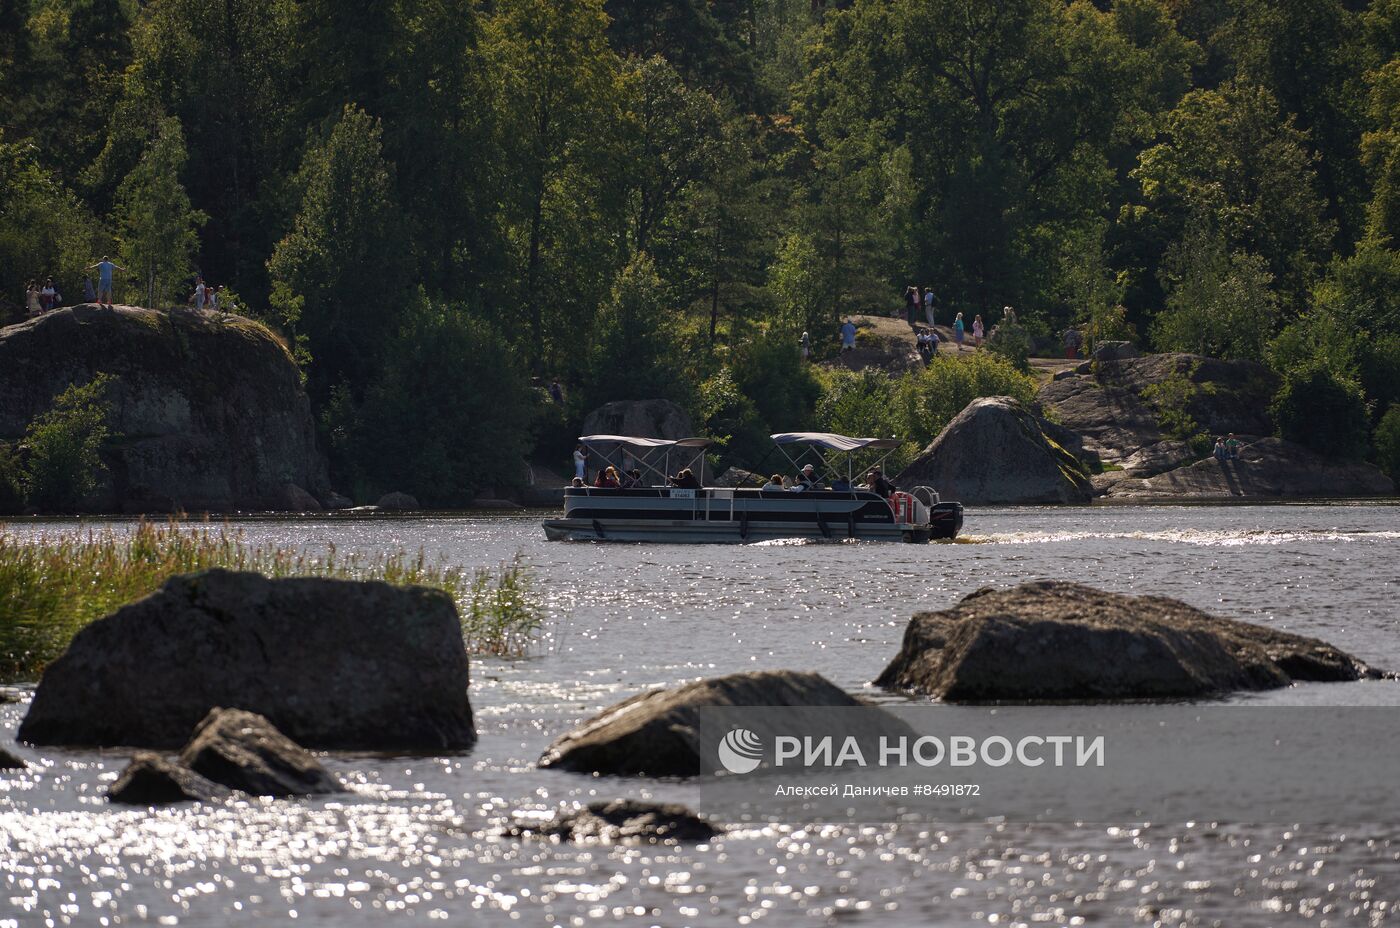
xmin=542 ymin=488 xmax=963 ymax=543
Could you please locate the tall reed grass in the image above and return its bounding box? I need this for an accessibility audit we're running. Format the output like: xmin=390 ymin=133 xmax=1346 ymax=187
xmin=0 ymin=520 xmax=545 ymax=681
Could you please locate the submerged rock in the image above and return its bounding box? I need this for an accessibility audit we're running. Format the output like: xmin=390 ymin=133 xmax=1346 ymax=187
xmin=107 ymin=751 xmax=230 ymax=805
xmin=506 ymin=799 xmax=720 ymax=843
xmin=19 ymin=569 xmax=475 ymax=750
xmin=875 ymin=581 xmax=1385 ymax=701
xmin=896 ymin=397 xmax=1094 ymax=504
xmin=179 ymin=708 xmax=342 ymax=797
xmin=0 ymin=304 xmax=327 ymax=512
xmin=539 ymin=670 xmax=898 ymax=777
xmin=0 ymin=747 xmax=25 ymax=769
xmin=1103 ymin=437 xmax=1395 ymax=499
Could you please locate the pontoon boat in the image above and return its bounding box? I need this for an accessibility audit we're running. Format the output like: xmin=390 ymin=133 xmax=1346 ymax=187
xmin=541 ymin=433 xmax=963 ymax=543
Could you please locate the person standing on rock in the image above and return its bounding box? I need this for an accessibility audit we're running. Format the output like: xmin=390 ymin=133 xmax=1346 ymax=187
xmin=83 ymin=275 xmax=96 ymax=303
xmin=24 ymin=281 xmax=41 ymax=316
xmin=924 ymin=287 xmax=936 ymax=326
xmin=840 ymin=318 xmax=857 ymax=353
xmin=1213 ymin=437 xmax=1228 ymax=462
xmin=40 ymin=277 xmax=57 ymax=312
xmin=953 ymin=313 xmax=965 ymax=351
xmin=549 ymin=379 xmax=564 ymax=404
xmin=192 ymin=277 xmax=207 ymax=310
xmin=87 ymin=256 xmax=124 ymax=307
xmin=573 ymin=444 xmax=588 ymax=482
xmin=800 ymin=331 xmax=810 ymax=361
xmin=1064 ymin=326 xmax=1083 ymax=359
xmin=1226 ymin=433 xmax=1241 ymax=460
xmin=972 ymin=315 xmax=984 ymax=348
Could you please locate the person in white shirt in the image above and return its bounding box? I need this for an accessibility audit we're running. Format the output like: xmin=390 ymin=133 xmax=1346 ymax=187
xmin=923 ymin=288 xmax=935 ymax=326
xmin=760 ymin=474 xmax=785 ymax=491
xmin=573 ymin=445 xmax=587 ymax=481
xmin=192 ymin=278 xmax=207 ymax=310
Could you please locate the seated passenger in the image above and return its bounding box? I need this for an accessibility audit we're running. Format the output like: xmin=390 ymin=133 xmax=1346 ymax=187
xmin=669 ymin=468 xmax=702 ymax=489
xmin=864 ymin=467 xmax=896 ymax=498
xmin=571 ymin=477 xmax=586 ymax=488
xmin=595 ymin=466 xmax=621 ymax=488
xmin=830 ymin=476 xmax=852 ymax=492
xmin=620 ymin=468 xmax=643 ymax=488
xmin=760 ymin=474 xmax=785 ymax=491
xmin=795 ymin=463 xmax=824 ymax=490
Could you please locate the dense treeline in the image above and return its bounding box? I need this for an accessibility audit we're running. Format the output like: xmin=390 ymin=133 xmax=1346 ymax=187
xmin=3 ymin=0 xmax=1399 ymax=500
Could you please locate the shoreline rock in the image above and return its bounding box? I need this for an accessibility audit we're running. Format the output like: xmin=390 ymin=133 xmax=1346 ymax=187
xmin=0 ymin=305 xmax=328 ymax=512
xmin=19 ymin=569 xmax=476 ymax=751
xmin=0 ymin=747 xmax=25 ymax=770
xmin=1103 ymin=437 xmax=1394 ymax=500
xmin=876 ymin=581 xmax=1385 ymax=701
xmin=897 ymin=396 xmax=1094 ymax=504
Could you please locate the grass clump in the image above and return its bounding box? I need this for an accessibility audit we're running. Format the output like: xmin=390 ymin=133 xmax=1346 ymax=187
xmin=0 ymin=520 xmax=544 ymax=681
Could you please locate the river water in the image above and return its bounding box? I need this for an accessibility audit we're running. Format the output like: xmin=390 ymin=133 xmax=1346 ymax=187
xmin=3 ymin=504 xmax=1399 ymax=926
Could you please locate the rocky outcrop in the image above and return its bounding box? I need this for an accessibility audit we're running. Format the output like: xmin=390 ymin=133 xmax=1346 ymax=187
xmin=1091 ymin=341 xmax=1140 ymax=362
xmin=19 ymin=569 xmax=475 ymax=750
xmin=1037 ymin=353 xmax=1278 ymax=476
xmin=0 ymin=747 xmax=25 ymax=769
xmin=713 ymin=467 xmax=763 ymax=488
xmin=875 ymin=581 xmax=1384 ymax=700
xmin=827 ymin=315 xmax=924 ymax=373
xmin=0 ymin=305 xmax=328 ymax=512
xmin=179 ymin=708 xmax=343 ymax=796
xmin=506 ymin=800 xmax=720 ymax=843
xmin=896 ymin=397 xmax=1094 ymax=504
xmin=1104 ymin=437 xmax=1395 ymax=499
xmin=539 ymin=670 xmax=899 ymax=777
xmin=107 ymin=752 xmax=230 ymax=805
xmin=581 ymin=399 xmax=695 ymax=441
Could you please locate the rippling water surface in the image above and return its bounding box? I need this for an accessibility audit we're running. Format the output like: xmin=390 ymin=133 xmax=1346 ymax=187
xmin=4 ymin=504 xmax=1400 ymax=926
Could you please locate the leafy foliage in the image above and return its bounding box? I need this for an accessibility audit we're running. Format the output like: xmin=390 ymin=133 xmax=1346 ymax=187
xmin=1374 ymin=405 xmax=1400 ymax=479
xmin=22 ymin=374 xmax=116 ymax=512
xmin=1271 ymin=363 xmax=1371 ymax=460
xmin=114 ymin=117 xmax=206 ymax=308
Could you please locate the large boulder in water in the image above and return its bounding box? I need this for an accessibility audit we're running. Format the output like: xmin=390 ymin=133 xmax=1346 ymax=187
xmin=875 ymin=581 xmax=1385 ymax=700
xmin=896 ymin=397 xmax=1094 ymax=504
xmin=18 ymin=569 xmax=475 ymax=750
xmin=0 ymin=305 xmax=328 ymax=512
xmin=581 ymin=399 xmax=695 ymax=440
xmin=539 ymin=669 xmax=906 ymax=777
xmin=1102 ymin=437 xmax=1394 ymax=499
xmin=179 ymin=708 xmax=343 ymax=796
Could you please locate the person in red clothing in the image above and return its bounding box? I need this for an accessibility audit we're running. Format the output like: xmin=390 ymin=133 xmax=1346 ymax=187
xmin=594 ymin=466 xmax=621 ymax=488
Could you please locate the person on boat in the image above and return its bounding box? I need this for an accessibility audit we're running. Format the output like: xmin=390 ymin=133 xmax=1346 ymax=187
xmin=573 ymin=444 xmax=587 ymax=481
xmin=620 ymin=468 xmax=643 ymax=488
xmin=669 ymin=468 xmax=701 ymax=489
xmin=831 ymin=475 xmax=852 ymax=492
xmin=760 ymin=474 xmax=785 ymax=492
xmin=864 ymin=467 xmax=896 ymax=498
xmin=570 ymin=477 xmax=586 ymax=488
xmin=795 ymin=464 xmax=824 ymax=490
xmin=595 ymin=466 xmax=621 ymax=488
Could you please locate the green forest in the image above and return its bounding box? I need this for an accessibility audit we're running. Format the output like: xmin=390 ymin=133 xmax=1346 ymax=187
xmin=3 ymin=0 xmax=1400 ymax=501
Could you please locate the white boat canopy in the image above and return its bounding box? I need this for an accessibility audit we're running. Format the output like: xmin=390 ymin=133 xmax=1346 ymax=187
xmin=579 ymin=435 xmax=713 ymax=449
xmin=770 ymin=432 xmax=902 ymax=452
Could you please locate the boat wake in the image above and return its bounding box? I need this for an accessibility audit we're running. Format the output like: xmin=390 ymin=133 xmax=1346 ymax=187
xmin=962 ymin=529 xmax=1400 ymax=547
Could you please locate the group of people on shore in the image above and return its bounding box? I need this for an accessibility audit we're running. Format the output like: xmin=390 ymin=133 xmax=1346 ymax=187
xmin=18 ymin=257 xmax=231 ymax=317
